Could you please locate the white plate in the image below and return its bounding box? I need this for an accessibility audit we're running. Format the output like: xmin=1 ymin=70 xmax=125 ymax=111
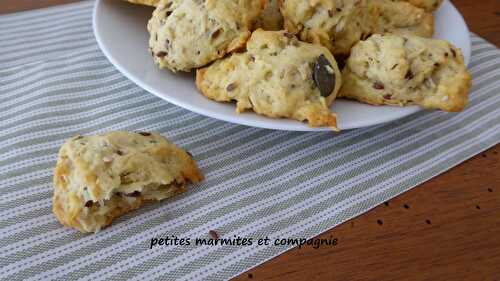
xmin=93 ymin=0 xmax=470 ymax=131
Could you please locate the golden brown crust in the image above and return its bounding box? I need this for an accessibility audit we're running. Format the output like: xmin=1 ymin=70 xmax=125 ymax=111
xmin=52 ymin=131 xmax=203 ymax=233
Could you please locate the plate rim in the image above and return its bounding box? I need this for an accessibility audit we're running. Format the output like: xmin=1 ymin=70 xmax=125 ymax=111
xmin=92 ymin=0 xmax=471 ymax=131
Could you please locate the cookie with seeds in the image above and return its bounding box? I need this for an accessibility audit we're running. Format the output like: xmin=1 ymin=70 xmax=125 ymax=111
xmin=148 ymin=0 xmax=266 ymax=72
xmin=370 ymin=0 xmax=434 ymax=38
xmin=339 ymin=34 xmax=471 ymax=112
xmin=280 ymin=0 xmax=375 ymax=56
xmin=279 ymin=0 xmax=433 ymax=56
xmin=196 ymin=29 xmax=342 ymax=130
xmin=53 ymin=131 xmax=203 ymax=233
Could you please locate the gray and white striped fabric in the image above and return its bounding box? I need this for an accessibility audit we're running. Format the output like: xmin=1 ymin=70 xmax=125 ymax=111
xmin=1 ymin=1 xmax=499 ymax=280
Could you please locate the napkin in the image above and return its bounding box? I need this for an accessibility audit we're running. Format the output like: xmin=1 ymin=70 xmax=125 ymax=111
xmin=0 ymin=1 xmax=499 ymax=280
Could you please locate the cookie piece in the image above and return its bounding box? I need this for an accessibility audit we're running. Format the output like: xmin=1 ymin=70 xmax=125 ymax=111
xmin=125 ymin=0 xmax=159 ymax=7
xmin=256 ymin=0 xmax=284 ymax=31
xmin=339 ymin=34 xmax=471 ymax=112
xmin=53 ymin=131 xmax=203 ymax=233
xmin=391 ymin=0 xmax=443 ymax=11
xmin=370 ymin=0 xmax=434 ymax=38
xmin=279 ymin=0 xmax=433 ymax=56
xmin=196 ymin=29 xmax=342 ymax=130
xmin=148 ymin=0 xmax=266 ymax=72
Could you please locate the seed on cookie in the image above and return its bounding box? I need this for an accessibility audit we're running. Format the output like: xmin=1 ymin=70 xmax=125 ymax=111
xmin=103 ymin=156 xmax=113 ymax=163
xmin=405 ymin=70 xmax=414 ymax=80
xmin=313 ymin=54 xmax=337 ymax=97
xmin=156 ymin=51 xmax=167 ymax=57
xmin=373 ymin=82 xmax=385 ymax=90
xmin=211 ymin=29 xmax=222 ymax=40
xmin=226 ymin=83 xmax=237 ymax=92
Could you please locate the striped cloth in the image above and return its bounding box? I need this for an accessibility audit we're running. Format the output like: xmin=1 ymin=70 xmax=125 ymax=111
xmin=1 ymin=1 xmax=499 ymax=280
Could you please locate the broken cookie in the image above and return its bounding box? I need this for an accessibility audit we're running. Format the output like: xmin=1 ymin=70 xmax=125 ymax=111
xmin=53 ymin=131 xmax=203 ymax=233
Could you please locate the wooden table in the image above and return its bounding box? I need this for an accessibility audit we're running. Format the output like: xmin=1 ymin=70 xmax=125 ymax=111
xmin=2 ymin=1 xmax=499 ymax=280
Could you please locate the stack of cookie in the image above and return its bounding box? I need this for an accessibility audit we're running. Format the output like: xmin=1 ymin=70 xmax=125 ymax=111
xmin=127 ymin=0 xmax=471 ymax=131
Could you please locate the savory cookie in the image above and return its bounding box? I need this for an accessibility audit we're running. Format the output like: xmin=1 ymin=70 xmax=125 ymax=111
xmin=53 ymin=131 xmax=203 ymax=233
xmin=370 ymin=0 xmax=434 ymax=38
xmin=279 ymin=0 xmax=433 ymax=56
xmin=280 ymin=0 xmax=375 ymax=56
xmin=339 ymin=34 xmax=471 ymax=112
xmin=196 ymin=29 xmax=342 ymax=130
xmin=125 ymin=0 xmax=159 ymax=7
xmin=148 ymin=0 xmax=265 ymax=72
xmin=390 ymin=0 xmax=443 ymax=11
xmin=256 ymin=0 xmax=284 ymax=31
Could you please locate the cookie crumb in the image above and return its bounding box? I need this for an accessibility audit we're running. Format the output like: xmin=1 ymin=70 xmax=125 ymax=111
xmin=209 ymin=230 xmax=219 ymax=239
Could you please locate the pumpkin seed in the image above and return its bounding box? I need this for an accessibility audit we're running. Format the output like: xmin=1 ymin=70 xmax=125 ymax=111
xmin=312 ymin=54 xmax=336 ymax=97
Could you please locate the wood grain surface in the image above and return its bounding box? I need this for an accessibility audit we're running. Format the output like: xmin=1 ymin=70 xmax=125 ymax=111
xmin=1 ymin=1 xmax=499 ymax=280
